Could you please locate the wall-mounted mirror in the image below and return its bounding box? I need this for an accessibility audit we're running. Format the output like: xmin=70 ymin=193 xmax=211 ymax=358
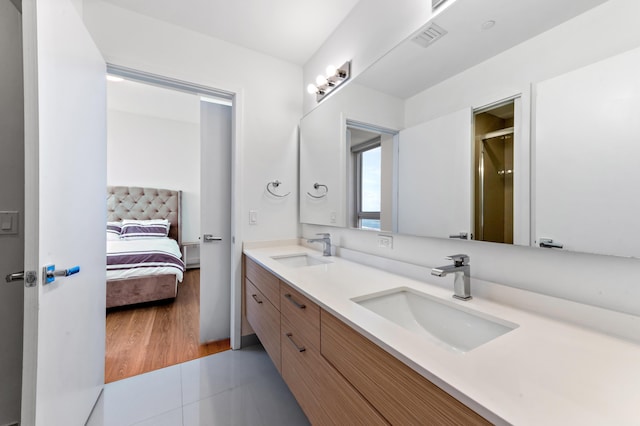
xmin=299 ymin=0 xmax=640 ymax=258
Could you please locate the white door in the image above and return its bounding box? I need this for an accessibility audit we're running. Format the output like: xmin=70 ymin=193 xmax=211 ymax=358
xmin=21 ymin=1 xmax=107 ymax=424
xmin=199 ymin=101 xmax=232 ymax=342
xmin=0 ymin=2 xmax=25 ymax=424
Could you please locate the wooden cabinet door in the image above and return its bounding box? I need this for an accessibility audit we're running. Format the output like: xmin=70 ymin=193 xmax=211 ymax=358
xmin=281 ymin=316 xmax=387 ymax=425
xmin=244 ymin=279 xmax=281 ymax=372
xmin=245 ymin=257 xmax=280 ymax=309
xmin=280 ymin=283 xmax=320 ymax=350
xmin=321 ymin=310 xmax=490 ymax=425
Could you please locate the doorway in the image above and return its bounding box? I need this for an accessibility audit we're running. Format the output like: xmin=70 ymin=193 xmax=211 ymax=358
xmin=104 ymin=69 xmax=233 ymax=381
xmin=0 ymin=1 xmax=25 ymax=424
xmin=473 ymin=100 xmax=515 ymax=244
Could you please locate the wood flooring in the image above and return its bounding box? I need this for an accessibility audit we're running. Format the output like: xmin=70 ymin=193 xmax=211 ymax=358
xmin=105 ymin=269 xmax=231 ymax=383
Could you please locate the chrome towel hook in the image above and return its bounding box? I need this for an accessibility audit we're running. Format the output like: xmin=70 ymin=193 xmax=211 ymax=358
xmin=266 ymin=180 xmax=291 ymax=198
xmin=307 ymin=182 xmax=328 ymax=199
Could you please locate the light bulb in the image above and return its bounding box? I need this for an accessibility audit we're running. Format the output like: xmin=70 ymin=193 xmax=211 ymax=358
xmin=325 ymin=64 xmax=337 ymax=77
xmin=307 ymin=84 xmax=318 ymax=95
xmin=316 ymin=75 xmax=327 ymax=86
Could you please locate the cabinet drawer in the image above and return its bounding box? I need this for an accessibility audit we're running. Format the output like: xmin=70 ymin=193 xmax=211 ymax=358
xmin=280 ymin=283 xmax=320 ymax=351
xmin=321 ymin=310 xmax=490 ymax=425
xmin=245 ymin=256 xmax=280 ymax=309
xmin=245 ymin=279 xmax=281 ymax=373
xmin=281 ymin=317 xmax=387 ymax=426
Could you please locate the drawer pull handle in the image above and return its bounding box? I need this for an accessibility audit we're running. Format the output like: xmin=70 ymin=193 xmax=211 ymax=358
xmin=284 ymin=293 xmax=306 ymax=309
xmin=251 ymin=294 xmax=263 ymax=304
xmin=285 ymin=332 xmax=306 ymax=352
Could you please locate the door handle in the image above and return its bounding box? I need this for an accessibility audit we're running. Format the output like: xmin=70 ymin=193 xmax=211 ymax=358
xmin=203 ymin=234 xmax=222 ymax=242
xmin=43 ymin=264 xmax=80 ymax=284
xmin=5 ymin=271 xmax=24 ymax=283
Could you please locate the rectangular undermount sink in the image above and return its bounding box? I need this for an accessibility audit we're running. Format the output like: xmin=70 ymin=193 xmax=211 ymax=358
xmin=271 ymin=253 xmax=331 ymax=268
xmin=353 ymin=288 xmax=518 ymax=353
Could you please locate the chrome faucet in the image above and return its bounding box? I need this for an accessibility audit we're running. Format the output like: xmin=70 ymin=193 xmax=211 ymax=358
xmin=307 ymin=233 xmax=332 ymax=256
xmin=431 ymin=254 xmax=472 ymax=301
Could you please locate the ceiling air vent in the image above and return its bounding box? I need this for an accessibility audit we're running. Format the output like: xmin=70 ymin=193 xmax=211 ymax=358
xmin=411 ymin=23 xmax=447 ymax=48
xmin=432 ymin=0 xmax=447 ymax=9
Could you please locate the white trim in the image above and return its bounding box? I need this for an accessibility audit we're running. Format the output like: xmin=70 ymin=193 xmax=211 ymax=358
xmin=230 ymin=89 xmax=244 ymax=350
xmin=21 ymin=0 xmax=39 ymax=424
xmin=391 ymin=133 xmax=400 ymax=233
xmin=529 ymin=83 xmax=537 ymax=247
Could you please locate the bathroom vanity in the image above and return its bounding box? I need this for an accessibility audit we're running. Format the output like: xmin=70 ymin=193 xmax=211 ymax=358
xmin=243 ymin=242 xmax=640 ymax=425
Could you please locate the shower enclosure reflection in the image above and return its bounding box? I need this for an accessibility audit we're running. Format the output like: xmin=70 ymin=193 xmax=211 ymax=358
xmin=474 ymin=100 xmax=515 ymax=244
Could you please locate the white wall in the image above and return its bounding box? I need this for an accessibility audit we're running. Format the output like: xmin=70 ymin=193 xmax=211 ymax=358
xmin=303 ymin=0 xmax=433 ymax=114
xmin=0 ymin=2 xmax=24 ymax=424
xmin=302 ymin=0 xmax=640 ymax=317
xmin=106 ymin=83 xmax=201 ymax=243
xmin=83 ymin=0 xmax=302 ymax=244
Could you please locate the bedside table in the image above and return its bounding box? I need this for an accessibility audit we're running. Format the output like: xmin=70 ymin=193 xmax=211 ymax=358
xmin=181 ymin=242 xmax=200 ymax=269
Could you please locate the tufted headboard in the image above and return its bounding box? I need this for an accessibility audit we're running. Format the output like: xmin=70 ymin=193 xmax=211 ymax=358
xmin=106 ymin=186 xmax=182 ymax=244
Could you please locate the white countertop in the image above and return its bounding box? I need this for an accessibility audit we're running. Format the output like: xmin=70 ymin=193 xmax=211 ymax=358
xmin=243 ymin=243 xmax=640 ymax=425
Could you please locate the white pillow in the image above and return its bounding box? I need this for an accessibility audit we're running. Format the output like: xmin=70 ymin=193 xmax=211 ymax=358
xmin=120 ymin=219 xmax=170 ymax=239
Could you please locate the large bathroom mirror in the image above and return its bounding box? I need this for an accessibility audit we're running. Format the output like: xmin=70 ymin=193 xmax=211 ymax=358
xmin=300 ymin=0 xmax=640 ymax=258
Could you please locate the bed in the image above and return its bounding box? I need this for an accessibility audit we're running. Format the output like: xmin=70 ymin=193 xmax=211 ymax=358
xmin=106 ymin=186 xmax=185 ymax=308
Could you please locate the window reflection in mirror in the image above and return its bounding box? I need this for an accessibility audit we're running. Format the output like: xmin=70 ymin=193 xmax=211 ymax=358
xmin=473 ymin=100 xmax=515 ymax=244
xmin=347 ymin=123 xmax=398 ymax=231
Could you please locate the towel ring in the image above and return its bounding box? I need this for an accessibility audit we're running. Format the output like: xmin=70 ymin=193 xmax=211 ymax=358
xmin=266 ymin=180 xmax=291 ymax=198
xmin=306 ymin=183 xmax=328 ymax=199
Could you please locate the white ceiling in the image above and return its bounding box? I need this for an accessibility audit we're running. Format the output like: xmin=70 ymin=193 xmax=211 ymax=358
xmin=96 ymin=0 xmax=360 ymax=65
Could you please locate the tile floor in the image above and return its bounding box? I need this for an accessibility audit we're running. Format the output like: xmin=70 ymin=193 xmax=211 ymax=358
xmin=86 ymin=345 xmax=309 ymax=426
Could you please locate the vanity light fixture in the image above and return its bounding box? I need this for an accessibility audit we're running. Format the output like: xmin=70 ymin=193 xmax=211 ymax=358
xmin=106 ymin=75 xmax=124 ymax=82
xmin=307 ymin=61 xmax=351 ymax=103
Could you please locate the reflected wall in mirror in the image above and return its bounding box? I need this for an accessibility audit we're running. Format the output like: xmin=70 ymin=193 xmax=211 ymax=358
xmin=396 ymin=107 xmax=472 ymax=239
xmin=300 ymin=83 xmax=404 ymax=228
xmin=534 ymin=45 xmax=640 ymax=258
xmin=299 ymin=0 xmax=640 ymax=258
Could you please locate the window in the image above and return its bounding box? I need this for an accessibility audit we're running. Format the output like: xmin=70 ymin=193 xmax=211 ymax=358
xmin=352 ymin=139 xmax=381 ymax=230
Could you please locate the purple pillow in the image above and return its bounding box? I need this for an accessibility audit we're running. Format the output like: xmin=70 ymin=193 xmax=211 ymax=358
xmin=107 ymin=221 xmax=122 ymax=240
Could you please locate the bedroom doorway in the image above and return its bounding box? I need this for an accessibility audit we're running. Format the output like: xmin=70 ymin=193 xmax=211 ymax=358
xmin=104 ymin=68 xmax=234 ymax=381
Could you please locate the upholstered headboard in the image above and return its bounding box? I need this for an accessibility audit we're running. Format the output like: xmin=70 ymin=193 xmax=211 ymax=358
xmin=106 ymin=186 xmax=182 ymax=244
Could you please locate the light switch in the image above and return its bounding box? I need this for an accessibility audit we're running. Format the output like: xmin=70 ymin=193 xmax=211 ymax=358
xmin=0 ymin=211 xmax=18 ymax=235
xmin=249 ymin=210 xmax=258 ymax=225
xmin=377 ymin=234 xmax=393 ymax=249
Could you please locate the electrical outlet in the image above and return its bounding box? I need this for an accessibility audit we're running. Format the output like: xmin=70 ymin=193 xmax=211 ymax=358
xmin=377 ymin=234 xmax=393 ymax=249
xmin=330 ymin=211 xmax=337 ymax=223
xmin=249 ymin=210 xmax=258 ymax=225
